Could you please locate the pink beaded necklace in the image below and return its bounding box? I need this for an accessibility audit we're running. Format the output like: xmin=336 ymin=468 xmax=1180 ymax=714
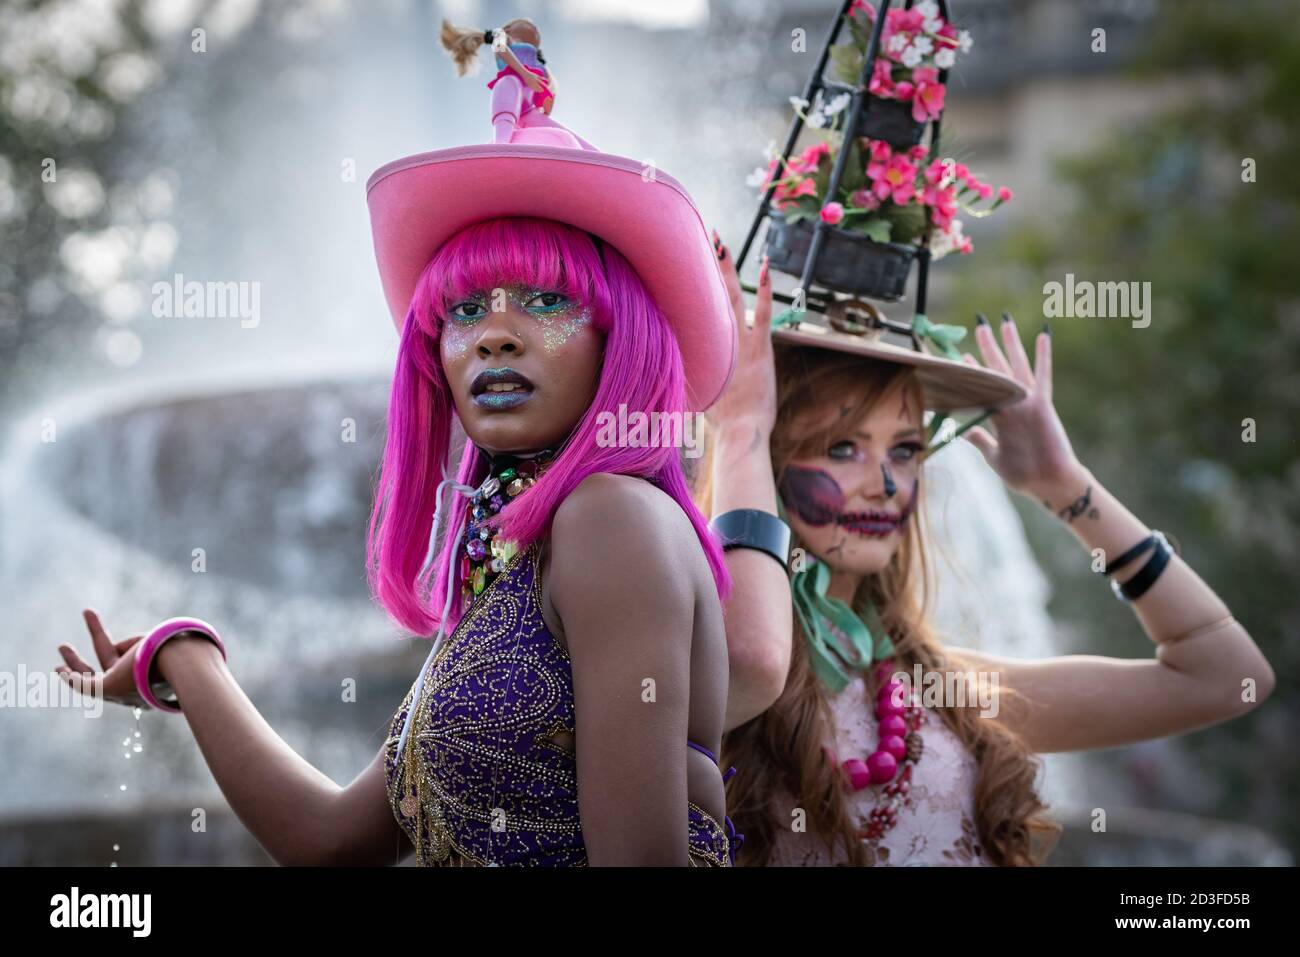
xmin=838 ymin=658 xmax=928 ymax=842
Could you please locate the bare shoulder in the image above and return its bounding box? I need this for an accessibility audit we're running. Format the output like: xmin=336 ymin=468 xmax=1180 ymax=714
xmin=549 ymin=473 xmax=701 ymax=634
xmin=552 ymin=472 xmax=697 ymax=554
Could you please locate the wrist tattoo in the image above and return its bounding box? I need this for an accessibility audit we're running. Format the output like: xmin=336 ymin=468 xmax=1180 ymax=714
xmin=1051 ymin=484 xmax=1099 ymax=523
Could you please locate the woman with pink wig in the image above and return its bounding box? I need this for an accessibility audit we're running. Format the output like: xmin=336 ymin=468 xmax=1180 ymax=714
xmin=55 ymin=59 xmax=747 ymax=865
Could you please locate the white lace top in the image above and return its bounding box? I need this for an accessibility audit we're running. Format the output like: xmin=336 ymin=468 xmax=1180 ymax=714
xmin=769 ymin=674 xmax=988 ymax=866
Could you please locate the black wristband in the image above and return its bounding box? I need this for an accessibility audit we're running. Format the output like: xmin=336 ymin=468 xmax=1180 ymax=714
xmin=1102 ymin=533 xmax=1157 ymax=575
xmin=711 ymin=509 xmax=791 ymax=571
xmin=1111 ymin=531 xmax=1172 ymax=602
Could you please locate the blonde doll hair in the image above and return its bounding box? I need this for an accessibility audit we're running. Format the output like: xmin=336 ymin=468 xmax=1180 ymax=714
xmin=439 ymin=17 xmax=542 ymax=77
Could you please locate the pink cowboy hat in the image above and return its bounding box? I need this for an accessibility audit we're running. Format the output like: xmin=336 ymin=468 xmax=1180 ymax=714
xmin=366 ymin=123 xmax=737 ymax=411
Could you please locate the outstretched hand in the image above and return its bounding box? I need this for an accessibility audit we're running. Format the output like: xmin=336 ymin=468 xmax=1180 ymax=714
xmin=55 ymin=609 xmax=148 ymax=708
xmin=960 ymin=313 xmax=1086 ymax=499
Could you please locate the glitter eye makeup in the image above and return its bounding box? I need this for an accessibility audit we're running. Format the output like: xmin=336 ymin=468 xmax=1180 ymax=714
xmin=443 ymin=283 xmax=594 ymax=355
xmin=448 ymin=300 xmax=488 ymax=323
xmin=517 ymin=287 xmax=593 ymax=354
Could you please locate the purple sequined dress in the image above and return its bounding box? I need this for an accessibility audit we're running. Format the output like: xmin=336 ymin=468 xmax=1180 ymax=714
xmin=384 ymin=540 xmax=734 ymax=866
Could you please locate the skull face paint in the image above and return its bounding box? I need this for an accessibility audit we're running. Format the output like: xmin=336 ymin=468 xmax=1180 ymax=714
xmin=881 ymin=462 xmax=897 ymax=498
xmin=779 ymin=381 xmax=929 ymax=581
xmin=835 ymin=477 xmax=919 ymax=537
xmin=778 ymin=465 xmax=846 ymax=527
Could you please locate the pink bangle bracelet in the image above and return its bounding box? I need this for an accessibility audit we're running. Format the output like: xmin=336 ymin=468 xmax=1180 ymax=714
xmin=132 ymin=617 xmax=226 ymax=713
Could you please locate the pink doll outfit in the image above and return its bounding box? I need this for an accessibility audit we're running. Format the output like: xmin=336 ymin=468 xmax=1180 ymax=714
xmin=488 ymin=41 xmax=573 ymax=146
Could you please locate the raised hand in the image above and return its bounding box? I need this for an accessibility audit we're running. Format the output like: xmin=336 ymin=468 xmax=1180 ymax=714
xmin=707 ymin=231 xmax=777 ymax=438
xmin=961 ymin=312 xmax=1086 ymax=500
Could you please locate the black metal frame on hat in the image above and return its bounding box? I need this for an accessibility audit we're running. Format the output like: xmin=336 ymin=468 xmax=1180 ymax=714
xmin=734 ymin=0 xmax=954 ymax=353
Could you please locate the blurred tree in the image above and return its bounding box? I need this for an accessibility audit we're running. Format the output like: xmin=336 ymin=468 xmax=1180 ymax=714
xmin=950 ymin=0 xmax=1298 ymax=853
xmin=0 ymin=0 xmax=173 ymax=402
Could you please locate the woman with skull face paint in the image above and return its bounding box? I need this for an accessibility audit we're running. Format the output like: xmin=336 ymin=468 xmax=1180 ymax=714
xmin=703 ymin=237 xmax=1276 ymax=866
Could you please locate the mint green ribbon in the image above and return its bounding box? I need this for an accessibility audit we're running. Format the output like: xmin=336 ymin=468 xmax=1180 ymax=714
xmin=771 ymin=304 xmax=805 ymax=330
xmin=791 ymin=558 xmax=894 ymax=693
xmin=774 ymin=498 xmax=894 ymax=693
xmin=771 ymin=307 xmax=966 ymax=361
xmin=910 ymin=312 xmax=967 ymax=360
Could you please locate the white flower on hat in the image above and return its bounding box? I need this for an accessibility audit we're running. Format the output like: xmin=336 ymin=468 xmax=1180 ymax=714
xmin=825 ymin=92 xmax=852 ymax=116
xmin=935 ymin=47 xmax=956 ymax=68
xmin=931 ymin=218 xmax=966 ymax=260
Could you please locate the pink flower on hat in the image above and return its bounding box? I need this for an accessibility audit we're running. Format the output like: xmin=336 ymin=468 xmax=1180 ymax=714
xmin=868 ymin=153 xmax=918 ymax=205
xmin=773 ymin=176 xmax=817 ymax=210
xmin=868 ymin=138 xmax=894 ymax=163
xmin=887 ymin=7 xmax=925 ymax=34
xmin=869 ymin=58 xmax=895 ymax=97
xmin=820 ymin=202 xmax=845 ymax=225
xmin=910 ymin=67 xmax=946 ymax=122
xmin=924 ymin=158 xmax=951 ymax=185
xmin=930 ymin=189 xmax=959 ymax=228
xmin=849 ymin=188 xmax=881 ymax=210
xmin=789 ymin=140 xmax=831 ymax=174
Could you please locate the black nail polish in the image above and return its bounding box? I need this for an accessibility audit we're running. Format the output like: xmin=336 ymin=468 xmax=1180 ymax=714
xmin=976 ymin=313 xmax=988 ymax=326
xmin=1001 ymin=311 xmax=1013 ymax=324
xmin=718 ymin=245 xmax=726 ymax=260
xmin=1043 ymin=321 xmax=1051 ymax=337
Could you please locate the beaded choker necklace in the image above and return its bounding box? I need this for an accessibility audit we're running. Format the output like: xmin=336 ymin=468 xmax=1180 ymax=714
xmin=459 ymin=446 xmax=557 ymax=608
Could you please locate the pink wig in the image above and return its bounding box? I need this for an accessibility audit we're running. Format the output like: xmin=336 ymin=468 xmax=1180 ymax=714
xmin=366 ymin=216 xmax=731 ymax=637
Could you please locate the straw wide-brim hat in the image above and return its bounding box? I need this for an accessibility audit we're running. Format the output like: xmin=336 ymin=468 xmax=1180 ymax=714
xmin=767 ymin=308 xmax=1026 ymax=413
xmin=366 ymin=124 xmax=736 ymax=412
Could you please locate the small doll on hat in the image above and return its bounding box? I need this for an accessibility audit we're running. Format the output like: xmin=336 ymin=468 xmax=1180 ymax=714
xmin=440 ymin=17 xmax=596 ymax=149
